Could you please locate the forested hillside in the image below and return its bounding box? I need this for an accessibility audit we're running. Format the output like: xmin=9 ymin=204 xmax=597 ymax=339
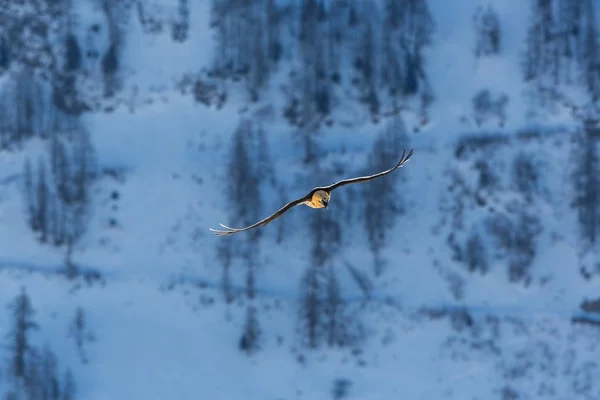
xmin=0 ymin=0 xmax=599 ymax=399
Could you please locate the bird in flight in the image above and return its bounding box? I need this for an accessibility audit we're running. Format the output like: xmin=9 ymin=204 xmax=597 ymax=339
xmin=210 ymin=148 xmax=414 ymax=237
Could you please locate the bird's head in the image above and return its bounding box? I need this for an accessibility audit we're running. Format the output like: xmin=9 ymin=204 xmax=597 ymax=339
xmin=313 ymin=190 xmax=330 ymax=209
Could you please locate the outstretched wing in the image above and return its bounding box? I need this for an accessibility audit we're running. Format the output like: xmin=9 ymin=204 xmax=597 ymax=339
xmin=318 ymin=148 xmax=414 ymax=193
xmin=210 ymin=194 xmax=311 ymax=237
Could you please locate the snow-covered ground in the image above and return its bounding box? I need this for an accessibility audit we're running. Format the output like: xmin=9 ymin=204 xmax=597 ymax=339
xmin=1 ymin=0 xmax=600 ymax=399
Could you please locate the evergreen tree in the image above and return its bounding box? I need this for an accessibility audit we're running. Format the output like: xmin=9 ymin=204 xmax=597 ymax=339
xmin=13 ymin=67 xmax=42 ymax=142
xmin=572 ymin=119 xmax=600 ymax=247
xmin=580 ymin=0 xmax=600 ymax=99
xmin=6 ymin=287 xmax=38 ymax=380
xmin=381 ymin=0 xmax=434 ymax=103
xmin=210 ymin=0 xmax=273 ymax=87
xmin=266 ymin=0 xmax=282 ymax=65
xmin=295 ymin=0 xmax=332 ymax=121
xmin=226 ymin=119 xmax=263 ymax=244
xmin=64 ymin=235 xmax=78 ymax=279
xmin=381 ymin=0 xmax=403 ymax=97
xmin=172 ymin=0 xmax=190 ymax=43
xmin=464 ymin=231 xmax=488 ymax=274
xmin=48 ymin=190 xmax=60 ymax=247
xmin=310 ymin=207 xmax=342 ymax=269
xmin=69 ymin=307 xmax=91 ymax=363
xmin=299 ymin=0 xmax=319 ymax=57
xmin=71 ymin=125 xmax=95 ymax=242
xmin=51 ymin=135 xmax=71 ymax=206
xmin=53 ymin=31 xmax=85 ymax=116
xmin=355 ymin=5 xmax=380 ymax=115
xmin=247 ymin=2 xmax=269 ymax=101
xmin=314 ymin=10 xmax=331 ymax=116
xmin=345 ymin=262 xmax=373 ymax=300
xmin=508 ymin=211 xmax=540 ymax=283
xmin=473 ymin=5 xmax=501 ymax=57
xmin=512 ymin=152 xmax=539 ymax=202
xmin=239 ymin=306 xmax=260 ymax=354
xmin=0 ymin=89 xmax=11 ymax=149
xmin=36 ymin=159 xmax=49 ymax=243
xmin=210 ymin=0 xmax=232 ymax=77
xmin=217 ymin=240 xmax=234 ymax=304
xmin=24 ymin=349 xmax=42 ymax=400
xmin=0 ymin=34 xmax=10 ymax=71
xmin=296 ymin=80 xmax=321 ymax=163
xmin=65 ymin=34 xmax=82 ymax=72
xmin=245 ymin=251 xmax=257 ymax=300
xmin=101 ymin=0 xmax=124 ymax=97
xmin=325 ymin=0 xmax=346 ymax=84
xmin=299 ymin=264 xmax=322 ymax=348
xmin=40 ymin=345 xmax=61 ymax=400
xmin=556 ymin=0 xmax=583 ymax=85
xmin=247 ymin=122 xmax=276 ymax=186
xmin=523 ymin=0 xmax=562 ymax=106
xmin=61 ymin=369 xmax=76 ymax=400
xmin=332 ymin=378 xmax=352 ymax=400
xmin=299 ymin=193 xmax=342 ymax=349
xmin=23 ymin=158 xmax=36 ymax=231
xmin=324 ymin=265 xmax=345 ymax=347
xmin=101 ymin=44 xmax=119 ymax=98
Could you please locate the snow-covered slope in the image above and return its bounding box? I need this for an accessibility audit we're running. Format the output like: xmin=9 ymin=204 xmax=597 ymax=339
xmin=1 ymin=0 xmax=600 ymax=399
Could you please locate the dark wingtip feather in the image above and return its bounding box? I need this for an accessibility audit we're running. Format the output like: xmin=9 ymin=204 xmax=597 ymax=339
xmin=396 ymin=148 xmax=414 ymax=168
